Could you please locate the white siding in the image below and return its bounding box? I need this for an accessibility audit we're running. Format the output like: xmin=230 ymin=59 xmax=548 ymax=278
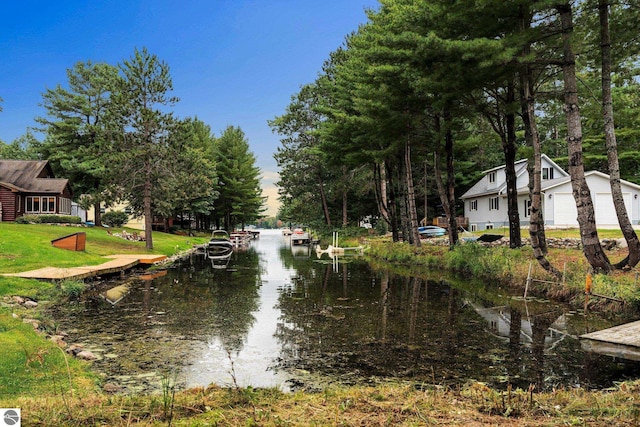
xmin=552 ymin=192 xmax=576 ymax=226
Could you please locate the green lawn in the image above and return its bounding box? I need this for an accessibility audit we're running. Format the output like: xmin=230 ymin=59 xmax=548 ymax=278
xmin=0 ymin=223 xmax=207 ymax=274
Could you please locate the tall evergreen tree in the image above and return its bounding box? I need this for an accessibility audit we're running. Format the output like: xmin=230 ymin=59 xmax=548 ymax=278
xmin=212 ymin=126 xmax=265 ymax=231
xmin=106 ymin=47 xmax=178 ymax=249
xmin=37 ymin=61 xmax=119 ymax=226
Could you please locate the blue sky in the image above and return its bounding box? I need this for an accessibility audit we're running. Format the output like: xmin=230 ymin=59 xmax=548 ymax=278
xmin=0 ymin=0 xmax=378 ymax=215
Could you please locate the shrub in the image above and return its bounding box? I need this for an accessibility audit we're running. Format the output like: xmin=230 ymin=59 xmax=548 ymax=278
xmin=14 ymin=215 xmax=81 ymax=224
xmin=102 ymin=210 xmax=129 ymax=227
xmin=60 ymin=280 xmax=85 ymax=299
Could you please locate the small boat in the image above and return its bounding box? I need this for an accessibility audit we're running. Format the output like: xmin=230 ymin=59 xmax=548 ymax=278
xmin=291 ymin=228 xmax=311 ymax=245
xmin=418 ymin=226 xmax=446 ymax=238
xmin=206 ymin=230 xmax=234 ymax=256
xmin=230 ymin=231 xmax=252 ymax=246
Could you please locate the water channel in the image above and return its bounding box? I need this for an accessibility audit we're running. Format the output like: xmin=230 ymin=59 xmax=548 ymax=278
xmin=51 ymin=229 xmax=640 ymax=394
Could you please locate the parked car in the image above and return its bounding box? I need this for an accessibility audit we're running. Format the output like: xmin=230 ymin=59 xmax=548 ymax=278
xmin=418 ymin=225 xmax=447 ymax=238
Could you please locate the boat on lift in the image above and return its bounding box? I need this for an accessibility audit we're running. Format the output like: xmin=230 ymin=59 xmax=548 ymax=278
xmin=206 ymin=230 xmax=234 ymax=257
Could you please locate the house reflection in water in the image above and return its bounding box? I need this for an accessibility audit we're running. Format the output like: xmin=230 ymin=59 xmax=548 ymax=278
xmin=468 ymin=301 xmax=568 ymax=350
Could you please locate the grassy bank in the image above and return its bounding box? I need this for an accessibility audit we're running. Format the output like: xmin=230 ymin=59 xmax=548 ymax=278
xmin=2 ymin=378 xmax=640 ymax=425
xmin=0 ymin=223 xmax=207 ymax=274
xmin=366 ymin=230 xmax=640 ymax=312
xmin=0 ymin=223 xmax=207 ymax=398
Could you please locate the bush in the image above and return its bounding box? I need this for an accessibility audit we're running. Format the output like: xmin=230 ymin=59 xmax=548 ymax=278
xmin=14 ymin=215 xmax=81 ymax=224
xmin=101 ymin=210 xmax=129 ymax=227
xmin=60 ymin=280 xmax=85 ymax=300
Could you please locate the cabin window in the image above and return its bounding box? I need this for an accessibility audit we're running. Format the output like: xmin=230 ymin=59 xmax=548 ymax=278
xmin=17 ymin=196 xmax=21 ymax=212
xmin=470 ymin=199 xmax=478 ymax=211
xmin=59 ymin=198 xmax=71 ymax=215
xmin=42 ymin=197 xmax=56 ymax=213
xmin=489 ymin=196 xmax=499 ymax=211
xmin=524 ymin=199 xmax=531 ymax=217
xmin=26 ymin=196 xmax=41 ymax=213
xmin=488 ymin=172 xmax=496 ymax=183
xmin=542 ymin=167 xmax=554 ymax=180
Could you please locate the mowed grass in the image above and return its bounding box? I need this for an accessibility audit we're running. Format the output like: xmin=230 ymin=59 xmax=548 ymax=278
xmin=0 ymin=223 xmax=207 ymax=274
xmin=0 ymin=314 xmax=95 ymax=398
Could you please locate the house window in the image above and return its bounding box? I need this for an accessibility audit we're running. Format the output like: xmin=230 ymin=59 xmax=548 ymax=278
xmin=470 ymin=200 xmax=478 ymax=211
xmin=17 ymin=196 xmax=21 ymax=212
xmin=488 ymin=172 xmax=496 ymax=183
xmin=470 ymin=224 xmax=477 ymax=232
xmin=542 ymin=167 xmax=554 ymax=180
xmin=489 ymin=196 xmax=499 ymax=211
xmin=486 ymin=224 xmax=494 ymax=230
xmin=524 ymin=199 xmax=531 ymax=217
xmin=59 ymin=198 xmax=71 ymax=215
xmin=26 ymin=196 xmax=41 ymax=213
xmin=42 ymin=197 xmax=56 ymax=213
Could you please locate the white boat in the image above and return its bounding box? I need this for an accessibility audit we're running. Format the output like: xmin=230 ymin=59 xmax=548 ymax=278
xmin=206 ymin=230 xmax=234 ymax=256
xmin=291 ymin=228 xmax=310 ymax=245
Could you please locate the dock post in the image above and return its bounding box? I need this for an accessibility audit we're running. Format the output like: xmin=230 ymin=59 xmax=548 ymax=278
xmin=524 ymin=262 xmax=532 ymax=299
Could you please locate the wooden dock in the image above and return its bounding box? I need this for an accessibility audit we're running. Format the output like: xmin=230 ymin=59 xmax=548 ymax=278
xmin=2 ymin=254 xmax=167 ymax=281
xmin=580 ymin=320 xmax=640 ymax=361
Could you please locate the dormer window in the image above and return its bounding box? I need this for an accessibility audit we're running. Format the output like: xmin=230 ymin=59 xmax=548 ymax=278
xmin=488 ymin=171 xmax=496 ymax=183
xmin=542 ymin=167 xmax=554 ymax=180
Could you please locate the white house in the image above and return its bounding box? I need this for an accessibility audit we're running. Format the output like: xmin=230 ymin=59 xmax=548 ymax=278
xmin=460 ymin=155 xmax=640 ymax=231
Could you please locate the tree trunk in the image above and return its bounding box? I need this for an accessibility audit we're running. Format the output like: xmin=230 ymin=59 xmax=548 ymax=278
xmin=599 ymin=0 xmax=640 ymax=269
xmin=374 ymin=162 xmax=392 ymax=228
xmin=143 ymin=174 xmax=153 ymax=250
xmin=386 ymin=160 xmax=400 ymax=242
xmin=93 ymin=201 xmax=102 ymax=227
xmin=558 ymin=3 xmax=611 ymax=273
xmin=518 ymin=5 xmax=561 ymax=278
xmin=444 ymin=114 xmax=459 ymax=246
xmin=396 ymin=156 xmax=411 ymax=244
xmin=505 ymin=81 xmax=521 ymax=248
xmin=404 ymin=136 xmax=421 ymax=247
xmin=433 ymin=115 xmax=458 ymax=247
xmin=342 ymin=166 xmax=348 ymax=227
xmin=317 ymin=172 xmax=332 ymax=227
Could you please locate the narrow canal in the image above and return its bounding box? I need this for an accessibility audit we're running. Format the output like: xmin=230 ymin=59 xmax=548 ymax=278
xmin=51 ymin=229 xmax=640 ymax=394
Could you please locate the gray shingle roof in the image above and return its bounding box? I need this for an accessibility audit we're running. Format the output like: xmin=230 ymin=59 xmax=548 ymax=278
xmin=0 ymin=160 xmax=69 ymax=194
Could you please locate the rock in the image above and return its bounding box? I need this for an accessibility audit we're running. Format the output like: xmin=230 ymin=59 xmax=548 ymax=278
xmin=76 ymin=350 xmax=98 ymax=361
xmin=103 ymin=383 xmax=123 ymax=393
xmin=12 ymin=296 xmax=25 ymax=304
xmin=67 ymin=344 xmax=84 ymax=355
xmin=50 ymin=335 xmax=67 ymax=347
xmin=23 ymin=300 xmax=38 ymax=308
xmin=22 ymin=318 xmax=40 ymax=329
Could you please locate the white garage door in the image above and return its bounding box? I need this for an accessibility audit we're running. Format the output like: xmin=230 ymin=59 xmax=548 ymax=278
xmin=554 ymin=193 xmax=577 ymax=226
xmin=595 ymin=192 xmax=631 ymax=226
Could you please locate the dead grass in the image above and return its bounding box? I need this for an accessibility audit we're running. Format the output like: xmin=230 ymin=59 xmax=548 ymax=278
xmin=3 ymin=381 xmax=640 ymax=426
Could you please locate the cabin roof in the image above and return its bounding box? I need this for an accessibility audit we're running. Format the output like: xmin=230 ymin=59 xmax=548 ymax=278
xmin=0 ymin=159 xmax=69 ymax=194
